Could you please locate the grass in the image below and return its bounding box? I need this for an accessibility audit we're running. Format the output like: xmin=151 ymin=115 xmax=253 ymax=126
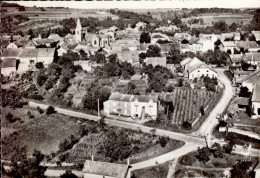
xmin=1 ymin=106 xmax=82 ymax=159
xmin=131 ymin=162 xmax=169 ymax=178
xmin=174 ymin=168 xmax=224 ymax=178
xmin=232 ymin=111 xmax=260 ymax=126
xmin=178 ymin=151 xmax=259 ymax=169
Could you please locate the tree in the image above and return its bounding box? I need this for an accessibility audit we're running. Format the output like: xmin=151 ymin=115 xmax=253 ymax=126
xmin=140 ymin=32 xmax=151 ymax=43
xmin=147 ymin=11 xmax=151 ymax=16
xmin=37 ymin=106 xmax=44 ymax=114
xmin=37 ymin=74 xmax=47 ymax=86
xmin=239 ymin=87 xmax=251 ymax=98
xmin=60 ymin=170 xmax=78 ymax=178
xmin=251 ymin=8 xmax=260 ymax=30
xmin=36 ymin=62 xmax=44 ymax=69
xmin=46 ymin=106 xmax=55 ymax=115
xmin=177 ymin=78 xmax=183 ymax=87
xmin=159 ymin=136 xmax=170 ymax=148
xmin=146 ymin=45 xmax=161 ymax=57
xmin=182 ymin=121 xmax=192 ymax=130
xmin=195 ymin=147 xmax=211 ymax=164
xmin=9 ymin=147 xmax=46 ymax=178
xmin=230 ymin=161 xmax=252 ymax=178
xmin=213 ymin=20 xmax=228 ymax=32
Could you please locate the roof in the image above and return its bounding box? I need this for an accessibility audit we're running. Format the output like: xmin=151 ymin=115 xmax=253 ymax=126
xmin=160 ymin=43 xmax=179 ymax=53
xmin=238 ymin=68 xmax=260 ymax=84
xmin=2 ymin=48 xmax=21 ymax=58
xmin=245 ymin=52 xmax=260 ymax=62
xmin=108 ymin=93 xmax=158 ymax=103
xmin=82 ymin=160 xmax=128 ymax=178
xmin=19 ymin=49 xmax=38 ymax=58
xmin=48 ymin=34 xmax=62 ymax=42
xmin=1 ymin=58 xmax=16 ymax=68
xmin=19 ymin=48 xmax=55 ymax=58
xmin=236 ymin=41 xmax=259 ymax=49
xmin=236 ymin=97 xmax=249 ymax=106
xmin=189 ymin=63 xmax=216 ymax=73
xmin=25 ymin=40 xmax=36 ymax=48
xmin=138 ymin=43 xmax=151 ymax=51
xmin=234 ymin=70 xmax=252 ymax=75
xmin=252 ymin=31 xmax=260 ymax=41
xmin=145 ymin=57 xmax=167 ymax=67
xmin=252 ymin=84 xmax=260 ymax=102
xmin=117 ymin=49 xmax=139 ymax=63
xmin=222 ymin=41 xmax=235 ymax=47
xmin=131 ymin=74 xmax=143 ymax=81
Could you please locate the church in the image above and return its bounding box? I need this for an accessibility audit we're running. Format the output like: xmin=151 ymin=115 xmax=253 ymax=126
xmin=74 ymin=18 xmax=110 ymax=48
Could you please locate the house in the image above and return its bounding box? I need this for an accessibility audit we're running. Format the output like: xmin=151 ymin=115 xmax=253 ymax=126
xmin=73 ymin=60 xmax=92 ymax=72
xmin=233 ymin=32 xmax=241 ymax=41
xmin=251 ymin=84 xmax=260 ymax=119
xmin=179 ymin=44 xmax=192 ymax=53
xmin=233 ymin=70 xmax=252 ymax=83
xmin=221 ymin=33 xmax=234 ymax=41
xmin=135 ymin=21 xmax=146 ymax=30
xmin=236 ymin=97 xmax=249 ymax=111
xmin=222 ymin=41 xmax=236 ymax=54
xmin=82 ymin=160 xmax=129 ymax=178
xmin=85 ymin=34 xmax=110 ymax=48
xmin=6 ymin=42 xmax=18 ymax=49
xmin=252 ymin=31 xmax=260 ymax=42
xmin=235 ymin=41 xmax=260 ymax=52
xmin=1 ymin=48 xmax=21 ymax=60
xmin=24 ymin=40 xmax=36 ymax=49
xmin=239 ymin=68 xmax=260 ymax=91
xmin=113 ymin=79 xmax=130 ymax=93
xmin=173 ymin=33 xmax=192 ymax=41
xmin=199 ymin=34 xmax=219 ymax=43
xmin=151 ymin=33 xmax=170 ymax=44
xmin=18 ymin=48 xmax=55 ymax=73
xmin=138 ymin=43 xmax=151 ymax=53
xmin=181 ymin=57 xmax=217 ymax=80
xmin=244 ymin=53 xmax=260 ymax=67
xmin=103 ymin=93 xmax=158 ymax=119
xmin=160 ymin=43 xmax=179 ymax=54
xmin=1 ymin=58 xmax=17 ymax=76
xmin=117 ymin=49 xmax=139 ymax=65
xmin=48 ymin=34 xmax=63 ymax=42
xmin=144 ymin=56 xmax=167 ymax=67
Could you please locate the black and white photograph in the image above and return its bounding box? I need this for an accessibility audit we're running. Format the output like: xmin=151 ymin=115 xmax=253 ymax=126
xmin=1 ymin=0 xmax=260 ymax=177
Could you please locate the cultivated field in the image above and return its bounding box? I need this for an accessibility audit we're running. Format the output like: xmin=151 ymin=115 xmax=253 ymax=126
xmin=167 ymin=88 xmax=216 ymax=125
xmin=182 ymin=13 xmax=252 ymax=25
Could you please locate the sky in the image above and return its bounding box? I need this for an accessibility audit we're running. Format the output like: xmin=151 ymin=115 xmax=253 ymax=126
xmin=9 ymin=0 xmax=260 ymax=9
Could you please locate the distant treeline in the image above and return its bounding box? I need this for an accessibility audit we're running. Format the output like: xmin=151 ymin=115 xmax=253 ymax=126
xmin=189 ymin=8 xmax=243 ymax=15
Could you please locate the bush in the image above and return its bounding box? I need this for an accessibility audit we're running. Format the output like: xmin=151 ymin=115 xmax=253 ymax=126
xmin=59 ymin=152 xmax=69 ymax=162
xmin=28 ymin=94 xmax=44 ymax=100
xmin=35 ymin=62 xmax=44 ymax=69
xmin=159 ymin=136 xmax=170 ymax=148
xmin=46 ymin=106 xmax=55 ymax=115
xmin=37 ymin=106 xmax=44 ymax=114
xmin=182 ymin=121 xmax=192 ymax=130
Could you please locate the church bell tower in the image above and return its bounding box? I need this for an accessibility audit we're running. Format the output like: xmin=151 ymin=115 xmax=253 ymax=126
xmin=75 ymin=17 xmax=82 ymax=42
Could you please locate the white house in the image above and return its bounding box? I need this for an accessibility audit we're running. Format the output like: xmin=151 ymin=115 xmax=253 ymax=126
xmin=251 ymin=84 xmax=260 ymax=119
xmin=103 ymin=93 xmax=158 ymax=119
xmin=181 ymin=57 xmax=217 ymax=80
xmin=222 ymin=41 xmax=236 ymax=54
xmin=240 ymin=68 xmax=260 ymax=92
xmin=1 ymin=58 xmax=17 ymax=76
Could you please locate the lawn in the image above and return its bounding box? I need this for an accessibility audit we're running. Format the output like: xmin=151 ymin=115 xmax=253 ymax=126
xmin=178 ymin=150 xmax=259 ymax=169
xmin=131 ymin=162 xmax=169 ymax=178
xmin=2 ymin=106 xmax=83 ymax=159
xmin=232 ymin=111 xmax=260 ymax=126
xmin=174 ymin=168 xmax=224 ymax=178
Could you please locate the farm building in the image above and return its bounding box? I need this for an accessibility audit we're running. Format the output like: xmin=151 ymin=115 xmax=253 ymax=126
xmin=239 ymin=68 xmax=260 ymax=91
xmin=82 ymin=160 xmax=129 ymax=178
xmin=235 ymin=41 xmax=260 ymax=52
xmin=181 ymin=57 xmax=217 ymax=80
xmin=144 ymin=56 xmax=167 ymax=67
xmin=252 ymin=31 xmax=260 ymax=41
xmin=251 ymin=84 xmax=260 ymax=119
xmin=1 ymin=58 xmax=17 ymax=76
xmin=103 ymin=93 xmax=158 ymax=119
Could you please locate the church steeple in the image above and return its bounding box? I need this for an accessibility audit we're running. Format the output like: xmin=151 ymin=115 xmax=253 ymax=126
xmin=75 ymin=17 xmax=82 ymax=42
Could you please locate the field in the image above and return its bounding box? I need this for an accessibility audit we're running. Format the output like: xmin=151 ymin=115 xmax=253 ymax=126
xmin=182 ymin=13 xmax=252 ymax=26
xmin=174 ymin=168 xmax=224 ymax=178
xmin=8 ymin=7 xmax=119 ymax=20
xmin=62 ymin=126 xmax=184 ymax=164
xmin=1 ymin=106 xmax=82 ymax=159
xmin=131 ymin=162 xmax=169 ymax=178
xmin=167 ymin=88 xmax=216 ymax=125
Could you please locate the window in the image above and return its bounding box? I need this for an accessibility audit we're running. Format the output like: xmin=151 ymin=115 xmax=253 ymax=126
xmin=198 ymin=70 xmax=200 ymax=72
xmin=94 ymin=40 xmax=97 ymax=45
xmin=207 ymin=70 xmax=209 ymax=72
xmin=77 ymin=31 xmax=79 ymax=35
xmin=30 ymin=60 xmax=34 ymax=64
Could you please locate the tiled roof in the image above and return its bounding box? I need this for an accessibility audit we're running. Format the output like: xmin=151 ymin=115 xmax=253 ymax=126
xmin=2 ymin=48 xmax=21 ymax=58
xmin=236 ymin=41 xmax=259 ymax=49
xmin=252 ymin=84 xmax=260 ymax=102
xmin=238 ymin=68 xmax=260 ymax=83
xmin=82 ymin=160 xmax=128 ymax=178
xmin=222 ymin=41 xmax=235 ymax=47
xmin=1 ymin=58 xmax=16 ymax=68
xmin=145 ymin=57 xmax=167 ymax=67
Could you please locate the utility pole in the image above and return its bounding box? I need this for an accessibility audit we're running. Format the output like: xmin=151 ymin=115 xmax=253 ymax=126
xmin=204 ymin=135 xmax=209 ymax=148
xmin=98 ymin=98 xmax=100 ymax=118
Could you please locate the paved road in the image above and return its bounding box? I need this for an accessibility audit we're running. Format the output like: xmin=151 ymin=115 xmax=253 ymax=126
xmin=193 ymin=69 xmax=234 ymax=136
xmin=28 ymin=102 xmax=206 ymax=145
xmin=127 ymin=142 xmax=200 ymax=178
xmin=228 ymin=128 xmax=260 ymax=140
